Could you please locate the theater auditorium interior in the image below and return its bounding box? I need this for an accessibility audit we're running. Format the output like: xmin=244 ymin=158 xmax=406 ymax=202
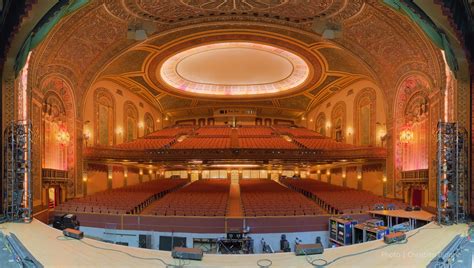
xmin=0 ymin=0 xmax=473 ymax=267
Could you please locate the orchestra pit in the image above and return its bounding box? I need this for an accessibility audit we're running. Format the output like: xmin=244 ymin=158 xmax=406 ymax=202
xmin=0 ymin=0 xmax=473 ymax=267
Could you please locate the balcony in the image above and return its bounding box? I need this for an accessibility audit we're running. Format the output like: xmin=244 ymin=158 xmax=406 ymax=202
xmin=401 ymin=169 xmax=429 ymax=184
xmin=42 ymin=168 xmax=68 ymax=184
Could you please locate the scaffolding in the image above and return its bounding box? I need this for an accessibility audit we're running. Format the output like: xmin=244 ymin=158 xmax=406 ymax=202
xmin=436 ymin=122 xmax=469 ymax=225
xmin=2 ymin=121 xmax=32 ymax=222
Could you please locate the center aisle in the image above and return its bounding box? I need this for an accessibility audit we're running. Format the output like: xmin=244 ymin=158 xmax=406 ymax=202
xmin=227 ymin=183 xmax=243 ymax=217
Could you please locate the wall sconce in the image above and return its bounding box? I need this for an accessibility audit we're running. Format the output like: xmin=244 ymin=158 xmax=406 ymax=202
xmin=82 ymin=174 xmax=88 ymax=182
xmin=346 ymin=127 xmax=353 ymax=136
xmin=326 ymin=170 xmax=331 ymax=176
xmin=108 ymin=174 xmax=112 ymax=180
xmin=317 ymin=170 xmax=321 ymax=174
xmin=157 ymin=119 xmax=161 ymax=123
xmin=138 ymin=121 xmax=144 ymax=128
xmin=357 ymin=174 xmax=362 ymax=180
xmin=139 ymin=169 xmax=143 ymax=175
xmin=326 ymin=121 xmax=331 ymax=129
xmin=83 ymin=129 xmax=91 ymax=141
xmin=116 ymin=127 xmax=123 ymax=135
xmin=148 ymin=169 xmax=152 ymax=174
xmin=309 ymin=118 xmax=313 ymax=122
xmin=301 ymin=116 xmax=306 ymax=121
xmin=342 ymin=172 xmax=346 ymax=178
xmin=227 ymin=170 xmax=231 ymax=174
xmin=382 ymin=176 xmax=387 ymax=183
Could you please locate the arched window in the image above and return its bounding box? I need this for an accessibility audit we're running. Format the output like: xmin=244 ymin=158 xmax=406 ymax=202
xmin=124 ymin=101 xmax=138 ymax=142
xmin=331 ymin=102 xmax=346 ymax=142
xmin=144 ymin=113 xmax=154 ymax=135
xmin=94 ymin=88 xmax=115 ymax=146
xmin=43 ymin=92 xmax=67 ymax=170
xmin=315 ymin=112 xmax=326 ymax=136
xmin=354 ymin=88 xmax=376 ymax=146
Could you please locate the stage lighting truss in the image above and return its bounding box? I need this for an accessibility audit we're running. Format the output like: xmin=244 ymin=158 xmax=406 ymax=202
xmin=2 ymin=121 xmax=32 ymax=222
xmin=436 ymin=122 xmax=468 ymax=225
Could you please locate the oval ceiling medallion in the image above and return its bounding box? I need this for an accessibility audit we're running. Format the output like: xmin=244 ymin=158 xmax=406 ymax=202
xmin=179 ymin=0 xmax=288 ymax=11
xmin=159 ymin=42 xmax=310 ymax=96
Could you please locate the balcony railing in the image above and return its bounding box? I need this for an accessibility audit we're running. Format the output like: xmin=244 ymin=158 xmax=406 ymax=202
xmin=42 ymin=168 xmax=68 ymax=183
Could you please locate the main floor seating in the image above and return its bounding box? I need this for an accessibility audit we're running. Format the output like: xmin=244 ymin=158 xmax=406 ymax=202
xmin=281 ymin=179 xmax=406 ymax=214
xmin=143 ymin=179 xmax=230 ymax=216
xmin=239 ymin=179 xmax=324 ymax=216
xmin=55 ymin=179 xmax=189 ymax=215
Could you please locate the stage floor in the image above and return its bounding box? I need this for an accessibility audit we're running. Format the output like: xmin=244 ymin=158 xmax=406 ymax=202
xmin=0 ymin=219 xmax=467 ymax=267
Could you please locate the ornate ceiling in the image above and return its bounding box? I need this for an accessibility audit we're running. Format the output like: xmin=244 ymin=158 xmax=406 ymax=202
xmin=159 ymin=42 xmax=310 ymax=97
xmin=28 ymin=0 xmax=445 ymax=120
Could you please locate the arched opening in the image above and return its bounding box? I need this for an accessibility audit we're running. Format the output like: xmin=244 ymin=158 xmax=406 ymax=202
xmin=354 ymin=88 xmax=376 ymax=146
xmin=124 ymin=101 xmax=139 ymax=142
xmin=94 ymin=88 xmax=115 ymax=146
xmin=331 ymin=102 xmax=346 ymax=142
xmin=144 ymin=113 xmax=155 ymax=135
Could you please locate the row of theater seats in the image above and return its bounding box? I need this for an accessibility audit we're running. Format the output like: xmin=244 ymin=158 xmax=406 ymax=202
xmin=239 ymin=179 xmax=324 ymax=217
xmin=275 ymin=126 xmax=323 ymax=137
xmin=55 ymin=179 xmax=189 ymax=215
xmin=147 ymin=126 xmax=194 ymax=137
xmin=280 ymin=179 xmax=405 ymax=214
xmin=295 ymin=138 xmax=356 ymax=150
xmin=143 ymin=179 xmax=230 ymax=216
xmin=237 ymin=127 xmax=274 ymax=136
xmin=172 ymin=137 xmax=231 ymax=149
xmin=238 ymin=137 xmax=298 ymax=149
xmin=196 ymin=127 xmax=232 ymax=136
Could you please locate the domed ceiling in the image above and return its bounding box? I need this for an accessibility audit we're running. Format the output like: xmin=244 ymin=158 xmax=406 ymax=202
xmin=28 ymin=0 xmax=445 ymax=120
xmin=159 ymin=42 xmax=310 ymax=97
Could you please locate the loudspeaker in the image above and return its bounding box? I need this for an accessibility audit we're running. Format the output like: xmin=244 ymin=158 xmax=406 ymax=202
xmin=295 ymin=243 xmax=324 ymax=256
xmin=139 ymin=234 xmax=151 ymax=249
xmin=172 ymin=247 xmax=203 ymax=261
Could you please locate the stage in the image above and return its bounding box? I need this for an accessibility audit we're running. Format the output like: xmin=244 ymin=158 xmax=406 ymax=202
xmin=0 ymin=219 xmax=467 ymax=267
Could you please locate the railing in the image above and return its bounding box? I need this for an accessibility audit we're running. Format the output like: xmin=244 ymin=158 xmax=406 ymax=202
xmin=84 ymin=147 xmax=387 ymax=162
xmin=51 ymin=211 xmax=371 ymax=234
xmin=42 ymin=168 xmax=68 ymax=183
xmin=401 ymin=169 xmax=429 ymax=183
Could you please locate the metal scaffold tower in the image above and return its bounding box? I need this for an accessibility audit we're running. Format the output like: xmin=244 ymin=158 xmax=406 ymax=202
xmin=2 ymin=121 xmax=32 ymax=222
xmin=437 ymin=122 xmax=469 ymax=225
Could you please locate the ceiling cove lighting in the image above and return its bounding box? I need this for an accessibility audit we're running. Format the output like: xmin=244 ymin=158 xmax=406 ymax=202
xmin=160 ymin=42 xmax=309 ymax=96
